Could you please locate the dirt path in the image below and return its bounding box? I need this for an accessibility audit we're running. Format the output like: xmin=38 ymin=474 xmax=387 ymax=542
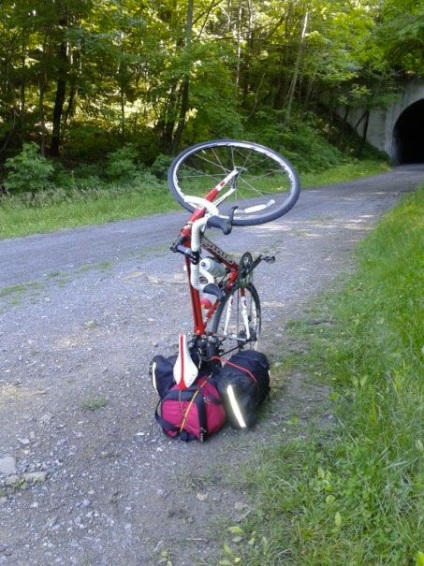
xmin=1 ymin=166 xmax=424 ymax=565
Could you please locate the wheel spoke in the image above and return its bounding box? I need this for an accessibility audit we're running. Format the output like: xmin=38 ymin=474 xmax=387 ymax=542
xmin=168 ymin=139 xmax=300 ymax=226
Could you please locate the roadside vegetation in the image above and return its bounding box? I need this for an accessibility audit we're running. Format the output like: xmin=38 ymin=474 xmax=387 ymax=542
xmin=0 ymin=116 xmax=389 ymax=240
xmin=220 ymin=187 xmax=424 ymax=565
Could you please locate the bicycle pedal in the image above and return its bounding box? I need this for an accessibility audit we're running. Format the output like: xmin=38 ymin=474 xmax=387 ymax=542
xmin=263 ymin=255 xmax=276 ymax=264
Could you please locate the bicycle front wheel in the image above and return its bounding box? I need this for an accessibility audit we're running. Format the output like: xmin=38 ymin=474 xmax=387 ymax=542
xmin=168 ymin=139 xmax=300 ymax=226
xmin=209 ymin=283 xmax=261 ymax=357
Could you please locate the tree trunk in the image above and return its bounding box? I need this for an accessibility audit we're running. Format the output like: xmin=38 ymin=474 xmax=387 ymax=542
xmin=284 ymin=10 xmax=309 ymax=129
xmin=358 ymin=110 xmax=370 ymax=157
xmin=38 ymin=74 xmax=47 ymax=157
xmin=171 ymin=0 xmax=194 ymax=154
xmin=157 ymin=82 xmax=178 ymax=152
xmin=50 ymin=39 xmax=68 ymax=157
xmin=172 ymin=78 xmax=190 ymax=155
xmin=19 ymin=39 xmax=27 ymax=144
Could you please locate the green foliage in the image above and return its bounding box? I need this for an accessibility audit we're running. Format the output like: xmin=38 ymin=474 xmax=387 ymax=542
xmin=226 ymin=187 xmax=424 ymax=564
xmin=281 ymin=124 xmax=343 ymax=173
xmin=4 ymin=143 xmax=54 ymax=193
xmin=64 ymin=124 xmax=119 ymax=162
xmin=377 ymin=0 xmax=424 ymax=74
xmin=0 ymin=0 xmax=414 ymax=161
xmin=150 ymin=154 xmax=173 ymax=179
xmin=105 ymin=144 xmax=139 ymax=183
xmin=246 ymin=108 xmax=371 ymax=173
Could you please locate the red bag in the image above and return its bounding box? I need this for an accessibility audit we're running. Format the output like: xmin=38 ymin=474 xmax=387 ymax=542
xmin=155 ymin=376 xmax=226 ymax=442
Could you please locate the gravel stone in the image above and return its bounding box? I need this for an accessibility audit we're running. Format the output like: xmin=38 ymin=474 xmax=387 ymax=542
xmin=0 ymin=456 xmax=16 ymax=477
xmin=0 ymin=165 xmax=423 ymax=565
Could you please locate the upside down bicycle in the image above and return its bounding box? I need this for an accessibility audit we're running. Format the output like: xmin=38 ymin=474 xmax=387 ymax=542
xmin=168 ymin=139 xmax=300 ymax=388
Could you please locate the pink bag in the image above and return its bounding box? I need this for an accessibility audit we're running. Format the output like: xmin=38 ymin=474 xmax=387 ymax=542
xmin=155 ymin=376 xmax=226 ymax=442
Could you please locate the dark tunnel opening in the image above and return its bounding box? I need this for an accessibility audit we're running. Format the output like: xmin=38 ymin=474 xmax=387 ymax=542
xmin=393 ymin=99 xmax=424 ymax=164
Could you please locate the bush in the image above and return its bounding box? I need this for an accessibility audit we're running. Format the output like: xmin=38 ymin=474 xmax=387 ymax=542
xmin=5 ymin=143 xmax=54 ymax=193
xmin=105 ymin=144 xmax=140 ymax=183
xmin=150 ymin=154 xmax=173 ymax=179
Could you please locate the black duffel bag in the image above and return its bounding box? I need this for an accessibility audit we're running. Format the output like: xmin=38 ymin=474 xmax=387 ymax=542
xmin=216 ymin=350 xmax=270 ymax=430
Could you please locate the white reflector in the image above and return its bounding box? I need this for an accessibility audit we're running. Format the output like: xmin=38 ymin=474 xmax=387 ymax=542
xmin=226 ymin=385 xmax=247 ymax=429
xmin=151 ymin=361 xmax=158 ymax=394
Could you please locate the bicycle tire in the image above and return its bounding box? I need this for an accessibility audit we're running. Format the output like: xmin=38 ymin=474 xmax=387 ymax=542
xmin=168 ymin=139 xmax=300 ymax=226
xmin=208 ymin=283 xmax=261 ymax=357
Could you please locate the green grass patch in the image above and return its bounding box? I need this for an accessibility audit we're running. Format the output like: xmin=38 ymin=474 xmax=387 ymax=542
xmin=223 ymin=187 xmax=424 ymax=565
xmin=0 ymin=282 xmax=43 ymax=303
xmin=0 ymin=282 xmax=42 ymax=297
xmin=81 ymin=396 xmax=109 ymax=411
xmin=300 ymin=159 xmax=390 ymax=188
xmin=0 ymin=184 xmax=179 ymax=239
xmin=0 ymin=160 xmax=388 ymax=240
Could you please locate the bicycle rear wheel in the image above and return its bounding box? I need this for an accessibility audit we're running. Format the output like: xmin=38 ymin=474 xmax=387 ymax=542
xmin=208 ymin=283 xmax=261 ymax=357
xmin=168 ymin=139 xmax=300 ymax=226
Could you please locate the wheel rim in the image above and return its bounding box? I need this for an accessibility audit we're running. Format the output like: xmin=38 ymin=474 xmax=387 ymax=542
xmin=169 ymin=140 xmax=299 ymax=226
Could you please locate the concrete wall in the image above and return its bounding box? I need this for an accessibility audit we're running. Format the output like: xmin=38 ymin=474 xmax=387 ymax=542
xmin=342 ymin=79 xmax=424 ymax=162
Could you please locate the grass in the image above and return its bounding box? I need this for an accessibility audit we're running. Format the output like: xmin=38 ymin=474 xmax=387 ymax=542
xmin=301 ymin=159 xmax=390 ymax=188
xmin=81 ymin=396 xmax=109 ymax=410
xmin=0 ymin=184 xmax=180 ymax=239
xmin=220 ymin=187 xmax=424 ymax=565
xmin=0 ymin=159 xmax=388 ymax=240
xmin=0 ymin=282 xmax=42 ymax=297
xmin=0 ymin=282 xmax=43 ymax=307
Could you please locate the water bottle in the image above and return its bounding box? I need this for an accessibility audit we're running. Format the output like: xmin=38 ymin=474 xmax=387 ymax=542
xmin=200 ymin=257 xmax=227 ymax=278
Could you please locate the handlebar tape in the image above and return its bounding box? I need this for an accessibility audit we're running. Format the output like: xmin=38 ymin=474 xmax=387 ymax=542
xmin=206 ymin=216 xmax=232 ymax=235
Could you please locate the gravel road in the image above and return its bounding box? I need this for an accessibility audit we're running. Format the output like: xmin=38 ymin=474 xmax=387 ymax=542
xmin=1 ymin=165 xmax=424 ymax=565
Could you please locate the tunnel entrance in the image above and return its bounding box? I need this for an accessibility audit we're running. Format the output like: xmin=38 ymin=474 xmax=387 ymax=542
xmin=393 ymin=99 xmax=424 ymax=163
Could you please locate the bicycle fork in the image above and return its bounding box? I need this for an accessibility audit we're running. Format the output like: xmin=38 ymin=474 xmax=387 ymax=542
xmin=223 ymin=291 xmax=251 ymax=342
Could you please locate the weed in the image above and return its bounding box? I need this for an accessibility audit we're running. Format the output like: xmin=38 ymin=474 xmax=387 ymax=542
xmin=158 ymin=548 xmax=173 ymax=565
xmin=81 ymin=397 xmax=109 ymax=411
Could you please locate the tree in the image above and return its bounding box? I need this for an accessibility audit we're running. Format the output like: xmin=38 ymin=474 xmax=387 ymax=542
xmin=0 ymin=0 xmax=421 ymax=166
xmin=377 ymin=0 xmax=424 ymax=75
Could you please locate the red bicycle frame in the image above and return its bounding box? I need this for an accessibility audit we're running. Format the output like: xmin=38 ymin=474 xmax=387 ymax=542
xmin=171 ymin=175 xmax=241 ymax=339
xmin=183 ymin=237 xmax=238 ymax=336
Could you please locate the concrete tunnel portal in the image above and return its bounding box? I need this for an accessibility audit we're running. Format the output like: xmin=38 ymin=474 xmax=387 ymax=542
xmin=393 ymin=99 xmax=424 ymax=164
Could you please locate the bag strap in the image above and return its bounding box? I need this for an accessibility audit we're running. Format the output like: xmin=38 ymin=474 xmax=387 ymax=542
xmin=179 ymin=387 xmax=202 ymax=434
xmin=214 ymin=357 xmax=259 ymax=389
xmin=188 ymin=379 xmax=209 ymax=442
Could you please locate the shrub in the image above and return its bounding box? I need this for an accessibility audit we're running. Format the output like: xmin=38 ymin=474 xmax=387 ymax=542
xmin=150 ymin=154 xmax=173 ymax=179
xmin=105 ymin=144 xmax=139 ymax=183
xmin=5 ymin=143 xmax=54 ymax=193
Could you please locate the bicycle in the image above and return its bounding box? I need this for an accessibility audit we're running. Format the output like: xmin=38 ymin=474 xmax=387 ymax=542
xmin=168 ymin=139 xmax=300 ymax=387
